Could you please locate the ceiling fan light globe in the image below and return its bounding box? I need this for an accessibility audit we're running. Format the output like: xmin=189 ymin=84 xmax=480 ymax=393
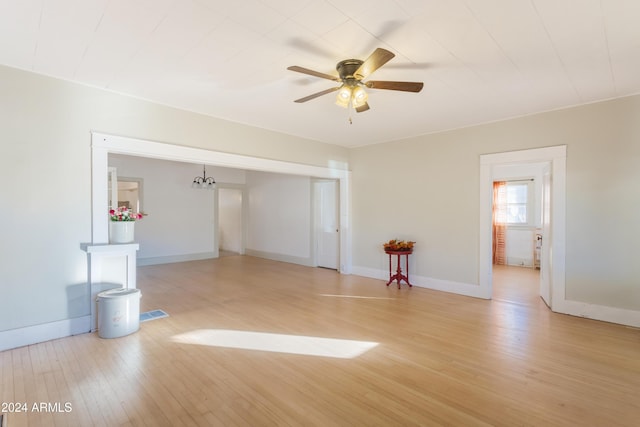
xmin=352 ymin=86 xmax=368 ymax=107
xmin=336 ymin=86 xmax=352 ymax=108
xmin=338 ymin=86 xmax=351 ymax=99
xmin=335 ymin=98 xmax=350 ymax=108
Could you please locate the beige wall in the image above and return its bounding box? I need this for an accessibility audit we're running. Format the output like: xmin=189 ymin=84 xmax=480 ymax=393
xmin=0 ymin=64 xmax=348 ymax=332
xmin=350 ymin=95 xmax=640 ymax=311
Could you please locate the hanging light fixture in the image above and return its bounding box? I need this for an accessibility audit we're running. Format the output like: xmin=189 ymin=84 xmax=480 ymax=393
xmin=351 ymin=86 xmax=368 ymax=108
xmin=335 ymin=82 xmax=368 ymax=124
xmin=192 ymin=165 xmax=216 ymax=189
xmin=335 ymin=85 xmax=352 ymax=108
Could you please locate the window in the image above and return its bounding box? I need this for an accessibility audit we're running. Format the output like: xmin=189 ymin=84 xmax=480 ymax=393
xmin=506 ymin=182 xmax=529 ymax=224
xmin=494 ymin=180 xmax=534 ymax=226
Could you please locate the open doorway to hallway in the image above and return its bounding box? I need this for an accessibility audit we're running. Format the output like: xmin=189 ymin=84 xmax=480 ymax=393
xmin=490 ymin=176 xmax=544 ymax=307
xmin=218 ymin=187 xmax=244 ymax=257
xmin=479 ymin=145 xmax=566 ymax=308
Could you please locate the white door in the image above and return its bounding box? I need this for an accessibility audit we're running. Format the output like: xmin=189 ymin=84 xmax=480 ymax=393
xmin=315 ymin=180 xmax=339 ymax=270
xmin=539 ymin=165 xmax=552 ymax=307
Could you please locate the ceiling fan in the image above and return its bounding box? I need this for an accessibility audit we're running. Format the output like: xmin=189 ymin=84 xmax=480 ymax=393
xmin=287 ymin=48 xmax=423 ymax=114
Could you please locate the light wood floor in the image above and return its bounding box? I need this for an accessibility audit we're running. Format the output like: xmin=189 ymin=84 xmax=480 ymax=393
xmin=2 ymin=258 xmax=639 ymax=426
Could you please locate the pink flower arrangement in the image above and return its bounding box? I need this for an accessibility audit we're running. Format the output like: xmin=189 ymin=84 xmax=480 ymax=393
xmin=109 ymin=206 xmax=143 ymax=222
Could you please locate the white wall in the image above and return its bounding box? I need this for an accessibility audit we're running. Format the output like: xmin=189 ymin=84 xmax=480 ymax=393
xmin=109 ymin=155 xmax=247 ymax=263
xmin=505 ymin=228 xmax=536 ymax=267
xmin=109 ymin=155 xmax=314 ymax=264
xmin=245 ymin=171 xmax=312 ymax=265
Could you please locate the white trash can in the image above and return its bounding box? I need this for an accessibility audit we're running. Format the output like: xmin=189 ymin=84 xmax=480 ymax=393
xmin=96 ymin=288 xmax=142 ymax=338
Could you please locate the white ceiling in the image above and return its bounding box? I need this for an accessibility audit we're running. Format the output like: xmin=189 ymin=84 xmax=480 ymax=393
xmin=2 ymin=0 xmax=640 ymax=147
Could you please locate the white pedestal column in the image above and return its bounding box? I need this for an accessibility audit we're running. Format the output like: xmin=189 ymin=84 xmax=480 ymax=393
xmin=81 ymin=243 xmax=140 ymax=332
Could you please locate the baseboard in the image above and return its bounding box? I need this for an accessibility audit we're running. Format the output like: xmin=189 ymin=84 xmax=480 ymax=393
xmin=137 ymin=252 xmax=216 ymax=266
xmin=0 ymin=316 xmax=91 ymax=352
xmin=351 ymin=266 xmax=386 ymax=281
xmin=139 ymin=251 xmax=314 ymax=268
xmin=245 ymin=249 xmax=314 ymax=267
xmin=553 ymin=299 xmax=640 ymax=328
xmin=352 ymin=266 xmax=487 ymax=299
xmin=352 ymin=266 xmax=640 ymax=328
xmin=506 ymin=257 xmax=534 ymax=268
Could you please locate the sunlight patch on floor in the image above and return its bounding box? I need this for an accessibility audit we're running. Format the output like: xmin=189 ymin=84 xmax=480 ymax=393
xmin=319 ymin=294 xmax=396 ymax=300
xmin=171 ymin=329 xmax=378 ymax=359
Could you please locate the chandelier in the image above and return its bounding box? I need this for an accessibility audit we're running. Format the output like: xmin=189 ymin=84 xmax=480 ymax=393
xmin=192 ymin=165 xmax=216 ymax=189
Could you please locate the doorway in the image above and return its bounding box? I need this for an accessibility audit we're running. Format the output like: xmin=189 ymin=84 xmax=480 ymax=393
xmin=218 ymin=187 xmax=244 ymax=256
xmin=491 ymin=163 xmax=548 ymax=305
xmin=479 ymin=146 xmax=566 ymax=310
xmin=91 ymin=132 xmax=352 ymax=273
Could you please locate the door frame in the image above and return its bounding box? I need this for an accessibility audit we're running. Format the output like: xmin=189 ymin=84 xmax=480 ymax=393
xmin=479 ymin=146 xmax=566 ymax=310
xmin=539 ymin=163 xmax=552 ymax=306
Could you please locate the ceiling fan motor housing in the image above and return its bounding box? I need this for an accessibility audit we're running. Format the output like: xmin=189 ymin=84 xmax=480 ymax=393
xmin=337 ymin=59 xmax=364 ymax=85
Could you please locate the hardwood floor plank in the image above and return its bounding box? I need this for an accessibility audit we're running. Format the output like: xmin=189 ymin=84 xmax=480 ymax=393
xmin=1 ymin=259 xmax=639 ymax=426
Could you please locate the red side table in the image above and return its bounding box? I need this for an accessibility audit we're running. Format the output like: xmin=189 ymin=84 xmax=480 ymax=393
xmin=385 ymin=250 xmax=413 ymax=288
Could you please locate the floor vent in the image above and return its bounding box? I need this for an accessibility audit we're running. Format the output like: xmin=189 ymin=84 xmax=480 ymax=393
xmin=140 ymin=309 xmax=169 ymax=322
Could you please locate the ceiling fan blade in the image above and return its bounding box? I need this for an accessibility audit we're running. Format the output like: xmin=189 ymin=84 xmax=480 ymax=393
xmin=287 ymin=66 xmax=340 ymax=82
xmin=354 ymin=48 xmax=395 ymax=80
xmin=365 ymin=80 xmax=424 ymax=92
xmin=293 ymin=87 xmax=340 ymax=103
xmin=355 ymin=103 xmax=370 ymax=113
